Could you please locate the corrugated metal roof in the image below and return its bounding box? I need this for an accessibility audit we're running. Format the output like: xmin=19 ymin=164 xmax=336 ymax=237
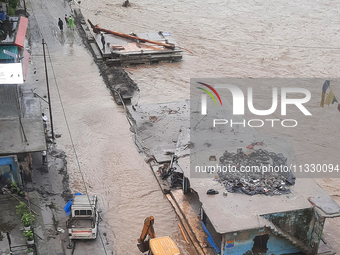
xmin=0 ymin=46 xmax=18 ymax=60
xmin=0 ymin=84 xmax=46 ymax=154
xmin=0 ymin=84 xmax=19 ymax=119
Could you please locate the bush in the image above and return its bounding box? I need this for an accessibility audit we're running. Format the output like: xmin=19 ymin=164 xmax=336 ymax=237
xmin=21 ymin=213 xmax=34 ymax=227
xmin=8 ymin=7 xmax=15 ymax=15
xmin=26 ymin=248 xmax=34 ymax=252
xmin=9 ymin=0 xmax=18 ymax=9
xmin=16 ymin=202 xmax=29 ymax=216
xmin=23 ymin=230 xmax=34 ymax=241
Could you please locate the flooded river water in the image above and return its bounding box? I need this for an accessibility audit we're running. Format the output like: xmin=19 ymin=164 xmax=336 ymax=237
xmin=81 ymin=0 xmax=340 ymax=103
xmin=27 ymin=0 xmax=195 ymax=253
xmin=26 ymin=0 xmax=340 ymax=253
xmin=42 ymin=45 xmax=193 ymax=254
xmin=78 ymin=0 xmax=340 ymax=252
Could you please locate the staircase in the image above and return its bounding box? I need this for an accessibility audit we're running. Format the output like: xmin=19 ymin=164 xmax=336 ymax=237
xmin=260 ymin=217 xmax=313 ymax=255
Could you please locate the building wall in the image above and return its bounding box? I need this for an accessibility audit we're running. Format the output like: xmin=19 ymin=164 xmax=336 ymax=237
xmin=222 ymin=228 xmax=301 ymax=255
xmin=263 ymin=208 xmax=314 ymax=247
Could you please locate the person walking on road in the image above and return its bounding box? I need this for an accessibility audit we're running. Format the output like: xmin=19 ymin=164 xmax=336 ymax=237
xmin=42 ymin=113 xmax=48 ymax=133
xmin=101 ymin=33 xmax=105 ymax=51
xmin=68 ymin=16 xmax=74 ymax=30
xmin=65 ymin=14 xmax=69 ymax=28
xmin=58 ymin=18 xmax=64 ymax=31
xmin=42 ymin=151 xmax=47 ymax=164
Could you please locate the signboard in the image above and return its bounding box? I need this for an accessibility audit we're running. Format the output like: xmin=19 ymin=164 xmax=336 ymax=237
xmin=0 ymin=63 xmax=23 ymax=84
xmin=226 ymin=239 xmax=235 ymax=248
xmin=3 ymin=49 xmax=17 ymax=59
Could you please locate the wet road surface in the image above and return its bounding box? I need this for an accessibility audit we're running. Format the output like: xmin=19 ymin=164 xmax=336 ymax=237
xmin=25 ymin=0 xmax=196 ymax=254
xmin=79 ymin=0 xmax=340 ymax=252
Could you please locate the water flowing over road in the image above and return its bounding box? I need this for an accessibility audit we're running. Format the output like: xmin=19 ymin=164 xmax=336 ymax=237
xmin=26 ymin=0 xmax=340 ymax=253
xmin=26 ymin=0 xmax=195 ymax=253
xmin=80 ymin=0 xmax=340 ymax=252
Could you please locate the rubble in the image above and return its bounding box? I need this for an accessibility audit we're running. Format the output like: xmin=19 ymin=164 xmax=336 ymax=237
xmin=217 ymin=146 xmax=296 ymax=196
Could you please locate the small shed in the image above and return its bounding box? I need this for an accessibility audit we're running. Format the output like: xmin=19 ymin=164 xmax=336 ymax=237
xmin=185 ymin=157 xmax=340 ymax=254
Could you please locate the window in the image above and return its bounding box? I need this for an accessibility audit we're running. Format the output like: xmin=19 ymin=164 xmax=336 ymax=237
xmin=74 ymin=209 xmax=92 ymax=216
xmin=252 ymin=234 xmax=269 ymax=253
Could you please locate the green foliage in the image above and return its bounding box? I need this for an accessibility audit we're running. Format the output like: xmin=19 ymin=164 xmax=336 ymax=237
xmin=23 ymin=230 xmax=34 ymax=241
xmin=10 ymin=181 xmax=18 ymax=192
xmin=16 ymin=202 xmax=29 ymax=216
xmin=21 ymin=213 xmax=34 ymax=227
xmin=8 ymin=0 xmax=18 ymax=9
xmin=8 ymin=7 xmax=15 ymax=15
xmin=26 ymin=248 xmax=34 ymax=253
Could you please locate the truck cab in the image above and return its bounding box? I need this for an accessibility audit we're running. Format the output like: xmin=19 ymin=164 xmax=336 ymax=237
xmin=67 ymin=195 xmax=99 ymax=239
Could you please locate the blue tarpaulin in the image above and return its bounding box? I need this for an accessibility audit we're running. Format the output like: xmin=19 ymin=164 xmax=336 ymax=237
xmin=201 ymin=221 xmax=221 ymax=254
xmin=64 ymin=193 xmax=82 ymax=215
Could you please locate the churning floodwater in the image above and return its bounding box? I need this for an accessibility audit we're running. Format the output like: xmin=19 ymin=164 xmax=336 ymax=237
xmin=81 ymin=0 xmax=340 ymax=102
xmin=78 ymin=0 xmax=340 ymax=252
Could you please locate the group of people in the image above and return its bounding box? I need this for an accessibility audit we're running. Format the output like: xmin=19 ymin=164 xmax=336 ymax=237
xmin=58 ymin=14 xmax=74 ymax=32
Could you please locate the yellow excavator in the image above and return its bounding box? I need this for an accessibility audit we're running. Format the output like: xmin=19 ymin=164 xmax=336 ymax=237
xmin=137 ymin=216 xmax=180 ymax=255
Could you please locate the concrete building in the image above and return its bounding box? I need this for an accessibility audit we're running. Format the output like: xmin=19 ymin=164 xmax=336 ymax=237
xmin=0 ymin=15 xmax=45 ymax=185
xmin=185 ymin=171 xmax=340 ymax=254
xmin=0 ymin=84 xmax=46 ymax=184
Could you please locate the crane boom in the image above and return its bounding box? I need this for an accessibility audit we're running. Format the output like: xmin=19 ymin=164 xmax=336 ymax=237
xmin=137 ymin=216 xmax=156 ymax=252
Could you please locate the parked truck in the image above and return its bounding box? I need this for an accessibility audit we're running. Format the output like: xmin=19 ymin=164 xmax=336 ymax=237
xmin=66 ymin=195 xmax=99 ymax=239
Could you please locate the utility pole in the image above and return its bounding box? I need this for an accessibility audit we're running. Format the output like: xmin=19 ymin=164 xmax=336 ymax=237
xmin=23 ymin=0 xmax=27 ymax=17
xmin=42 ymin=39 xmax=54 ymax=140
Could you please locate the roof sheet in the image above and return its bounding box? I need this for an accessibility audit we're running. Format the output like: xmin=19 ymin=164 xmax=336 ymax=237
xmin=0 ymin=85 xmax=46 ymax=154
xmin=188 ymin=148 xmax=340 ymax=234
xmin=0 ymin=63 xmax=23 ymax=84
xmin=14 ymin=16 xmax=28 ymax=48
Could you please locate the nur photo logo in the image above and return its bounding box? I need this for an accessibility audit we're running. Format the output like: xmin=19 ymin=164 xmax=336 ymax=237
xmin=196 ymin=82 xmax=312 ymax=128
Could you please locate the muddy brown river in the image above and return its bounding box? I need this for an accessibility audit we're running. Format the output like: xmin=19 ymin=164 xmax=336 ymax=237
xmin=78 ymin=0 xmax=340 ymax=253
xmin=44 ymin=45 xmax=193 ymax=254
xmin=26 ymin=0 xmax=340 ymax=253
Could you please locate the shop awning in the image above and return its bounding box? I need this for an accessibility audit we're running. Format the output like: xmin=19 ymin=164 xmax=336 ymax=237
xmin=22 ymin=49 xmax=30 ymax=81
xmin=14 ymin=16 xmax=28 ymax=48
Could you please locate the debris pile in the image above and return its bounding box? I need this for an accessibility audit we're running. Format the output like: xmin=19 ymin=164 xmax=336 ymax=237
xmin=158 ymin=156 xmax=183 ymax=188
xmin=217 ymin=147 xmax=295 ymax=196
xmin=100 ymin=66 xmax=138 ymax=105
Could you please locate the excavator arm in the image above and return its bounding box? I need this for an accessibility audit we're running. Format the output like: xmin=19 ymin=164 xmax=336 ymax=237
xmin=137 ymin=216 xmax=156 ymax=252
